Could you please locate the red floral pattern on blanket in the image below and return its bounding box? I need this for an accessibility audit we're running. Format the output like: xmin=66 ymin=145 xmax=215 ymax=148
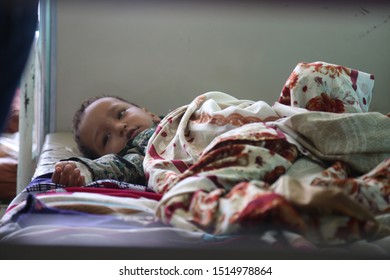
xmin=311 ymin=159 xmax=390 ymax=214
xmin=144 ymin=89 xmax=390 ymax=246
xmin=278 ymin=61 xmax=374 ymax=113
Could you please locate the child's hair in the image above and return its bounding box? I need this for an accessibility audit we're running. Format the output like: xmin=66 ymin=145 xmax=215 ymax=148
xmin=72 ymin=95 xmax=139 ymax=159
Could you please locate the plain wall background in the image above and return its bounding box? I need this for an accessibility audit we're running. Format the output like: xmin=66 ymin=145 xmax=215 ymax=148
xmin=54 ymin=1 xmax=390 ymax=132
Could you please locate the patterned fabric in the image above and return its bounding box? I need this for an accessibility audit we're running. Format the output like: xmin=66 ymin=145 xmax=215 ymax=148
xmin=144 ymin=88 xmax=390 ymax=246
xmin=276 ymin=111 xmax=390 ymax=173
xmin=5 ymin=175 xmax=159 ymax=214
xmin=278 ymin=61 xmax=375 ymax=113
xmin=0 ymin=192 xmax=288 ymax=250
xmin=311 ymin=159 xmax=390 ymax=215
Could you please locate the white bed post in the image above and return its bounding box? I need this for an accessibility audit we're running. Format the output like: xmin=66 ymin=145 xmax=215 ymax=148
xmin=17 ymin=33 xmax=39 ymax=194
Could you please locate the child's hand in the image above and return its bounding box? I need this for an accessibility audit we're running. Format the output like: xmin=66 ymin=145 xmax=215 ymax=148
xmin=51 ymin=161 xmax=86 ymax=186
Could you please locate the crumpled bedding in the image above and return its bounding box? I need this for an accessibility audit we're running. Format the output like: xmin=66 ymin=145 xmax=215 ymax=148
xmin=0 ymin=177 xmax=294 ymax=251
xmin=144 ymin=62 xmax=390 ymax=247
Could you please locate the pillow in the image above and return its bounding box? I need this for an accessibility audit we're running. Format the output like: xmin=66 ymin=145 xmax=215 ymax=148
xmin=278 ymin=61 xmax=375 ymax=113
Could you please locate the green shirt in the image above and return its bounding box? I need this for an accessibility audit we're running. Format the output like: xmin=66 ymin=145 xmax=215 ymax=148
xmin=66 ymin=126 xmax=157 ymax=186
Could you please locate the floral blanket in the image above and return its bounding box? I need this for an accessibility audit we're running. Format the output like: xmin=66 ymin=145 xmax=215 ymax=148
xmin=144 ymin=61 xmax=390 ymax=247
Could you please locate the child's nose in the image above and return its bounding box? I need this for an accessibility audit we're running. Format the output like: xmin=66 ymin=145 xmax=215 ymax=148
xmin=115 ymin=123 xmax=127 ymax=136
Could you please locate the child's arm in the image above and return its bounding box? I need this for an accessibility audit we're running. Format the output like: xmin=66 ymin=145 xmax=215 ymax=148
xmin=51 ymin=127 xmax=156 ymax=186
xmin=51 ymin=153 xmax=146 ymax=186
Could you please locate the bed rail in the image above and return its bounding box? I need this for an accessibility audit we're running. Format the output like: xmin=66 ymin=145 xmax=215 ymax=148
xmin=16 ymin=32 xmax=39 ymax=194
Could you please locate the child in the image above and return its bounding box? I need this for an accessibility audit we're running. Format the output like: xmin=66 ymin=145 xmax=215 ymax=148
xmin=51 ymin=96 xmax=161 ymax=186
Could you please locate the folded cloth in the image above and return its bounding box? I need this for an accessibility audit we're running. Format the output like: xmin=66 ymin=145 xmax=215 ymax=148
xmin=278 ymin=61 xmax=375 ymax=113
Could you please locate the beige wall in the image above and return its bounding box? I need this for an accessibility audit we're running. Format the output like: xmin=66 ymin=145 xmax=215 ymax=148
xmin=55 ymin=1 xmax=390 ymax=132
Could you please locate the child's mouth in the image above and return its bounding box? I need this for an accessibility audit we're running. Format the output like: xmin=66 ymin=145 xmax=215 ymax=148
xmin=126 ymin=127 xmax=139 ymax=141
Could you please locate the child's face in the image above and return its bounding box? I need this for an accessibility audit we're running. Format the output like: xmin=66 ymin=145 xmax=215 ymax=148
xmin=78 ymin=97 xmax=159 ymax=157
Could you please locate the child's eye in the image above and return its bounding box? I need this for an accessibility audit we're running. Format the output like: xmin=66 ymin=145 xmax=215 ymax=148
xmin=118 ymin=110 xmax=125 ymax=119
